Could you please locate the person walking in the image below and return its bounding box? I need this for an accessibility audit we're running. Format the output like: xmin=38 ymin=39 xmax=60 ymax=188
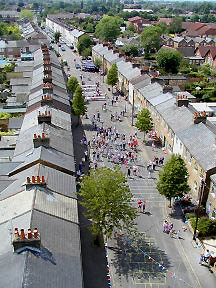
xmin=127 ymin=167 xmax=131 ymax=178
xmin=142 ymin=201 xmax=146 ymax=213
xmin=138 ymin=199 xmax=142 ymax=212
xmin=84 ymin=150 xmax=88 ymax=162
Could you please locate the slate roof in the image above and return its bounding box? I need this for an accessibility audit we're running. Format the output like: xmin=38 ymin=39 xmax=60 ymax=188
xmin=8 ymin=117 xmax=24 ymax=130
xmin=0 ymin=44 xmax=82 ymax=288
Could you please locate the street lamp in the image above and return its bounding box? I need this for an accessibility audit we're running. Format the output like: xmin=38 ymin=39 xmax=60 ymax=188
xmin=193 ymin=179 xmax=205 ymax=241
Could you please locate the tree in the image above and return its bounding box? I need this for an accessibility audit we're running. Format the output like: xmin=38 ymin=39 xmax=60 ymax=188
xmin=122 ymin=44 xmax=139 ymax=57
xmin=94 ymin=57 xmax=102 ymax=69
xmin=54 ymin=31 xmax=61 ymax=43
xmin=85 ymin=22 xmax=94 ymax=33
xmin=67 ymin=76 xmax=79 ymax=94
xmin=140 ymin=26 xmax=162 ymax=54
xmin=20 ymin=9 xmax=33 ymax=21
xmin=81 ymin=47 xmax=92 ymax=58
xmin=79 ymin=166 xmax=137 ymax=238
xmin=157 ymin=155 xmax=190 ymax=207
xmin=169 ymin=17 xmax=183 ymax=34
xmin=72 ymin=85 xmax=87 ymax=124
xmin=156 ymin=48 xmax=183 ymax=74
xmin=77 ymin=34 xmax=92 ymax=55
xmin=127 ymin=23 xmax=136 ymax=33
xmin=95 ymin=15 xmax=121 ymax=42
xmin=135 ymin=108 xmax=153 ymax=141
xmin=106 ymin=64 xmax=118 ymax=92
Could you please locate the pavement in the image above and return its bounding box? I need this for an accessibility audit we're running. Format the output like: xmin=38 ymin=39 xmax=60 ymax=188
xmin=57 ymin=44 xmax=216 ymax=288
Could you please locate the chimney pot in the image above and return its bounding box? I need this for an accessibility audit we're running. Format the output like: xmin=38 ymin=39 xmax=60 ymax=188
xmin=38 ymin=134 xmax=41 ymax=139
xmin=42 ymin=132 xmax=45 ymax=139
xmin=42 ymin=176 xmax=45 ymax=184
xmin=34 ymin=133 xmax=37 ymax=139
xmin=45 ymin=110 xmax=47 ymax=116
xmin=14 ymin=228 xmax=19 ymax=239
xmin=32 ymin=176 xmax=36 ymax=183
xmin=28 ymin=229 xmax=32 ymax=239
xmin=33 ymin=228 xmax=38 ymax=239
xmin=20 ymin=229 xmax=25 ymax=240
xmin=27 ymin=177 xmax=31 ymax=183
xmin=37 ymin=176 xmax=40 ymax=183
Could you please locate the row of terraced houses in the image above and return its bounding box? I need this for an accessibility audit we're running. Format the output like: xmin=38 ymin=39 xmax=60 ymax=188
xmin=92 ymin=43 xmax=216 ymax=219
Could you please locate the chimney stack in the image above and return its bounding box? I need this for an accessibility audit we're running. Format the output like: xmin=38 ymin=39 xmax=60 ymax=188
xmin=32 ymin=176 xmax=35 ymax=183
xmin=33 ymin=133 xmax=50 ymax=148
xmin=38 ymin=110 xmax=52 ymax=124
xmin=163 ymin=85 xmax=173 ymax=94
xmin=12 ymin=228 xmax=41 ymax=251
xmin=176 ymin=94 xmax=189 ymax=107
xmin=194 ymin=111 xmax=207 ymax=124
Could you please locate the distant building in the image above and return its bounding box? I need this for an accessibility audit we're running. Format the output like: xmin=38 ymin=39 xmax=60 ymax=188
xmin=46 ymin=15 xmax=85 ymax=50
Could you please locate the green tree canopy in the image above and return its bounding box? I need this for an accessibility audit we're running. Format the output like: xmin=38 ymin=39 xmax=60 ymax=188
xmin=135 ymin=108 xmax=153 ymax=141
xmin=94 ymin=57 xmax=102 ymax=68
xmin=106 ymin=63 xmax=118 ymax=92
xmin=95 ymin=15 xmax=121 ymax=42
xmin=67 ymin=76 xmax=79 ymax=94
xmin=72 ymin=85 xmax=87 ymax=123
xmin=140 ymin=26 xmax=162 ymax=54
xmin=168 ymin=17 xmax=183 ymax=34
xmin=0 ymin=112 xmax=11 ymax=119
xmin=157 ymin=155 xmax=190 ymax=206
xmin=85 ymin=22 xmax=94 ymax=33
xmin=77 ymin=34 xmax=93 ymax=55
xmin=156 ymin=48 xmax=183 ymax=74
xmin=54 ymin=31 xmax=61 ymax=43
xmin=122 ymin=44 xmax=139 ymax=57
xmin=20 ymin=9 xmax=33 ymax=21
xmin=79 ymin=166 xmax=137 ymax=238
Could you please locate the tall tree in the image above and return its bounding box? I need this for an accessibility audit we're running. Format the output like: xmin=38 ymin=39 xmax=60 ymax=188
xmin=67 ymin=76 xmax=79 ymax=94
xmin=169 ymin=17 xmax=183 ymax=34
xmin=157 ymin=155 xmax=190 ymax=207
xmin=72 ymin=85 xmax=87 ymax=124
xmin=135 ymin=108 xmax=153 ymax=141
xmin=95 ymin=15 xmax=121 ymax=42
xmin=140 ymin=26 xmax=162 ymax=54
xmin=19 ymin=9 xmax=33 ymax=21
xmin=77 ymin=34 xmax=93 ymax=55
xmin=106 ymin=63 xmax=118 ymax=92
xmin=157 ymin=48 xmax=183 ymax=74
xmin=79 ymin=166 xmax=137 ymax=239
xmin=54 ymin=31 xmax=61 ymax=44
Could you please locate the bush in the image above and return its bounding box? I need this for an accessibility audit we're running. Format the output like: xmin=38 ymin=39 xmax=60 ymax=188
xmin=190 ymin=216 xmax=216 ymax=237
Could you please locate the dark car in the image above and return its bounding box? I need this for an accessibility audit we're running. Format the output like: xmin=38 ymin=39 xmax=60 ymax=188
xmin=75 ymin=63 xmax=81 ymax=69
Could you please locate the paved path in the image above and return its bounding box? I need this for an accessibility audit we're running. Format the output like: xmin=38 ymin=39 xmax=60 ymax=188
xmin=58 ymin=44 xmax=216 ymax=288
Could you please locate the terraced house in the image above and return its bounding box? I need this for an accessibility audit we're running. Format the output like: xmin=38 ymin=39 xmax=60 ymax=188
xmin=92 ymin=43 xmax=216 ymax=219
xmin=0 ymin=45 xmax=83 ymax=288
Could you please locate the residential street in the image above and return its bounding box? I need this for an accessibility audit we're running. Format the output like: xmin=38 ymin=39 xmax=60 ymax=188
xmin=59 ymin=45 xmax=216 ymax=288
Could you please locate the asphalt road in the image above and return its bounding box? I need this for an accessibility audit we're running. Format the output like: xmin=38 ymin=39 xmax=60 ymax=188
xmin=57 ymin=44 xmax=216 ymax=288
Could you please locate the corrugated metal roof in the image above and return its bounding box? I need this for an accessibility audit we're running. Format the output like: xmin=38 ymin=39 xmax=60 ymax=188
xmin=34 ymin=189 xmax=78 ymax=223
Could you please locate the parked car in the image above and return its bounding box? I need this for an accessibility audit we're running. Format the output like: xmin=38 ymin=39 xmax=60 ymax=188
xmin=61 ymin=46 xmax=66 ymax=51
xmin=75 ymin=63 xmax=81 ymax=69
